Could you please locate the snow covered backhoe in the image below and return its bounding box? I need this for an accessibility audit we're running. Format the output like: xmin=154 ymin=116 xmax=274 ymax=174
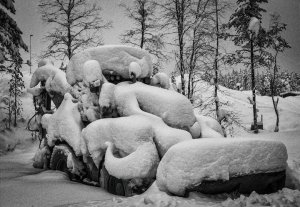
xmin=28 ymin=45 xmax=287 ymax=197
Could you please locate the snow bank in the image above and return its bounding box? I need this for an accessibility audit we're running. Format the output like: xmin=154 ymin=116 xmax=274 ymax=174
xmin=41 ymin=93 xmax=86 ymax=156
xmin=194 ymin=80 xmax=300 ymax=135
xmin=222 ymin=188 xmax=300 ymax=207
xmin=66 ymin=45 xmax=153 ymax=85
xmin=99 ymin=82 xmax=196 ymax=130
xmin=156 ymin=138 xmax=287 ymax=196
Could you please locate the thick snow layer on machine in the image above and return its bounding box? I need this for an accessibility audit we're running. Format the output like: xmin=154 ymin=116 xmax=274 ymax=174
xmin=151 ymin=72 xmax=170 ymax=89
xmin=82 ymin=114 xmax=191 ymax=179
xmin=195 ymin=115 xmax=224 ymax=138
xmin=82 ymin=60 xmax=103 ymax=86
xmin=82 ymin=115 xmax=157 ymax=169
xmin=156 ymin=138 xmax=288 ymax=196
xmin=99 ymin=82 xmax=196 ymax=130
xmin=41 ymin=93 xmax=86 ymax=156
xmin=105 ymin=141 xmax=159 ymax=179
xmin=30 ymin=61 xmax=71 ymax=96
xmin=45 ymin=69 xmax=70 ymax=95
xmin=30 ymin=63 xmax=60 ymax=88
xmin=66 ymin=45 xmax=153 ymax=85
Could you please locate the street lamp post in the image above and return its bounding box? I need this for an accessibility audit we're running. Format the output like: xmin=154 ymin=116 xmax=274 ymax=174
xmin=30 ymin=34 xmax=33 ymax=74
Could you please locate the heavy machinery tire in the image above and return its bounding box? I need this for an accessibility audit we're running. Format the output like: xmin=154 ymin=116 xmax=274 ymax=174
xmin=189 ymin=170 xmax=286 ymax=195
xmin=100 ymin=165 xmax=132 ymax=196
xmin=50 ymin=144 xmax=72 ymax=179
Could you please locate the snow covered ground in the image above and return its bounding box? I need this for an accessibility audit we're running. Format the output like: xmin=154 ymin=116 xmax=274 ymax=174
xmin=0 ymin=72 xmax=300 ymax=206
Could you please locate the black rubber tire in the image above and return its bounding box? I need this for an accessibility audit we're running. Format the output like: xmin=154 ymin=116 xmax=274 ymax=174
xmin=189 ymin=170 xmax=286 ymax=195
xmin=100 ymin=166 xmax=132 ymax=196
xmin=50 ymin=145 xmax=72 ymax=179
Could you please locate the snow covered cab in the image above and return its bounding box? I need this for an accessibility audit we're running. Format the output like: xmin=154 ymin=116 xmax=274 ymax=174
xmin=28 ymin=45 xmax=287 ymax=197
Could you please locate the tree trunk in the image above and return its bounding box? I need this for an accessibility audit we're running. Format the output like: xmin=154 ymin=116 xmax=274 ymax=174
xmin=215 ymin=0 xmax=220 ymax=122
xmin=271 ymin=51 xmax=279 ymax=132
xmin=250 ymin=36 xmax=258 ymax=133
xmin=140 ymin=1 xmax=145 ymax=49
xmin=13 ymin=70 xmax=17 ymax=127
xmin=175 ymin=0 xmax=186 ymax=95
xmin=272 ymin=96 xmax=279 ymax=132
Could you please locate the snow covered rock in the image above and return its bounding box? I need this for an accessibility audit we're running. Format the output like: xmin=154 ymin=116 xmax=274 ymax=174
xmin=99 ymin=82 xmax=196 ymax=130
xmin=150 ymin=72 xmax=170 ymax=89
xmin=41 ymin=93 xmax=86 ymax=156
xmin=156 ymin=138 xmax=288 ymax=196
xmin=66 ymin=45 xmax=153 ymax=85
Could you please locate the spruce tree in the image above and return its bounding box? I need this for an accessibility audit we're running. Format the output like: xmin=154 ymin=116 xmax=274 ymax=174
xmin=224 ymin=0 xmax=268 ymax=133
xmin=1 ymin=0 xmax=28 ymax=127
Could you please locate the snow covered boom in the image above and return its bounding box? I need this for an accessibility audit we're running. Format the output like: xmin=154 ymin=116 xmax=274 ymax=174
xmin=28 ymin=45 xmax=288 ymax=197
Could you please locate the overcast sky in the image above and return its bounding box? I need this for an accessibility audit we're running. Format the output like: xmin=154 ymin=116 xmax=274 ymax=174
xmin=14 ymin=0 xmax=300 ymax=74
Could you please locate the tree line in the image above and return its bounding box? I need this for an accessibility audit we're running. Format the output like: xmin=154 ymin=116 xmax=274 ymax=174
xmin=1 ymin=0 xmax=296 ymax=133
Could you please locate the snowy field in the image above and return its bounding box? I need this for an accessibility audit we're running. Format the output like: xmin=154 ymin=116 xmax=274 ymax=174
xmin=0 ymin=71 xmax=300 ymax=206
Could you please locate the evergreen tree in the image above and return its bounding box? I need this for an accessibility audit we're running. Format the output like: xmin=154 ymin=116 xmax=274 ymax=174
xmin=0 ymin=0 xmax=28 ymax=127
xmin=224 ymin=0 xmax=269 ymax=133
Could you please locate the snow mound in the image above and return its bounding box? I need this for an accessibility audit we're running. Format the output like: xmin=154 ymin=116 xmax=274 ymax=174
xmin=156 ymin=138 xmax=287 ymax=196
xmin=222 ymin=188 xmax=300 ymax=207
xmin=66 ymin=45 xmax=153 ymax=85
xmin=41 ymin=93 xmax=86 ymax=156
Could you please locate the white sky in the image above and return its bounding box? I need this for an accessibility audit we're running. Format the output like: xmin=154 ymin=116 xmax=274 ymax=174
xmin=14 ymin=0 xmax=300 ymax=74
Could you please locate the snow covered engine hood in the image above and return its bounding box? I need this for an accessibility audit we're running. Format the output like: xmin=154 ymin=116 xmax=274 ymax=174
xmin=66 ymin=45 xmax=153 ymax=86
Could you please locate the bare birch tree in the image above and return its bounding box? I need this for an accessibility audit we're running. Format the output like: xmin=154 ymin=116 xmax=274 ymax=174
xmin=120 ymin=0 xmax=167 ymax=69
xmin=39 ymin=0 xmax=112 ymax=61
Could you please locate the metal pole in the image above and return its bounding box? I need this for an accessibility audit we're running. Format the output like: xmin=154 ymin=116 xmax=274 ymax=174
xmin=30 ymin=34 xmax=32 ymax=73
